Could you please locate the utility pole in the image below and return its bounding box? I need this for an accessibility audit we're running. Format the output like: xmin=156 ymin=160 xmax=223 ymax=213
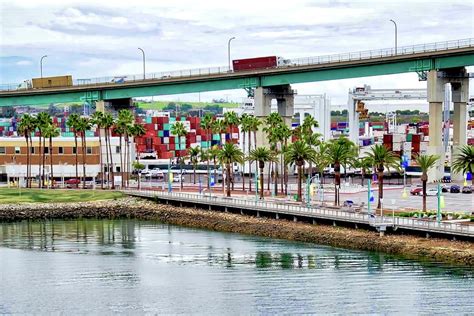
xmin=40 ymin=55 xmax=48 ymax=78
xmin=227 ymin=37 xmax=236 ymax=71
xmin=138 ymin=48 xmax=146 ymax=80
xmin=389 ymin=19 xmax=398 ymax=55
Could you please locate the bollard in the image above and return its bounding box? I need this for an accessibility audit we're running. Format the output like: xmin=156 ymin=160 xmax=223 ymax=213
xmin=293 ymin=216 xmax=297 ymax=222
xmin=276 ymin=213 xmax=279 ymax=219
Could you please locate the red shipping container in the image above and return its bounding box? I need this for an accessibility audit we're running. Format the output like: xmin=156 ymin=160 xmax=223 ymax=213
xmin=383 ymin=134 xmax=393 ymax=144
xmin=169 ymin=144 xmax=175 ymax=150
xmin=412 ymin=143 xmax=420 ymax=152
xmin=152 ymin=117 xmax=159 ymax=124
xmin=232 ymin=56 xmax=278 ymax=72
xmin=412 ymin=134 xmax=421 ymax=143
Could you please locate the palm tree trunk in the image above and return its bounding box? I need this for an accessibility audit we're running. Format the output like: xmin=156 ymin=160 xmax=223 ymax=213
xmin=193 ymin=166 xmax=196 ymax=184
xmin=259 ymin=165 xmax=264 ymax=199
xmin=108 ymin=129 xmax=115 ymax=189
xmin=74 ymin=133 xmax=79 ymax=188
xmin=82 ymin=133 xmax=87 ymax=189
xmin=422 ymin=179 xmax=427 ymax=212
xmin=226 ymin=163 xmax=231 ymax=197
xmin=377 ymin=168 xmax=384 ymax=210
xmin=38 ymin=134 xmax=42 ymax=188
xmin=49 ymin=136 xmax=54 ymax=188
xmin=42 ymin=136 xmax=46 ymax=188
xmin=104 ymin=128 xmax=110 ymax=189
xmin=335 ymin=162 xmax=341 ymax=206
xmin=267 ymin=162 xmax=271 ymax=190
xmin=273 ymin=162 xmax=278 ymax=196
xmin=119 ymin=135 xmax=123 ymax=188
xmin=248 ymin=131 xmax=252 ymax=191
xmin=297 ymin=164 xmax=302 ymax=202
xmin=98 ymin=128 xmax=103 ymax=189
xmin=284 ymin=139 xmax=288 ymax=195
xmin=242 ymin=130 xmax=245 ymax=191
xmin=24 ymin=135 xmax=29 ymax=188
xmin=207 ymin=154 xmax=210 ymax=189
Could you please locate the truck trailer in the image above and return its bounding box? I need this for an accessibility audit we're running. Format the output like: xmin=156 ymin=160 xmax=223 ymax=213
xmin=232 ymin=56 xmax=291 ymax=72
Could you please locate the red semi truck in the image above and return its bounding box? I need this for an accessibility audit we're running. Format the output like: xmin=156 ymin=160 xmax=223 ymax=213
xmin=232 ymin=56 xmax=292 ymax=72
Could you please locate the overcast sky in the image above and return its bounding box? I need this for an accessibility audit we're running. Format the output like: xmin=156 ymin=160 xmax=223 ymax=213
xmin=1 ymin=0 xmax=473 ymax=109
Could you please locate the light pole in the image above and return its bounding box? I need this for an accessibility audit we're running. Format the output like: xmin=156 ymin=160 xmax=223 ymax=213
xmin=138 ymin=48 xmax=146 ymax=80
xmin=389 ymin=19 xmax=397 ymax=55
xmin=40 ymin=55 xmax=48 ymax=78
xmin=227 ymin=37 xmax=236 ymax=71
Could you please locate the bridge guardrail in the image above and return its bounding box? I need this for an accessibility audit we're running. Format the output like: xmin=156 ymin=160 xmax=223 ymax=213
xmin=2 ymin=38 xmax=474 ymax=92
xmin=123 ymin=189 xmax=474 ymax=236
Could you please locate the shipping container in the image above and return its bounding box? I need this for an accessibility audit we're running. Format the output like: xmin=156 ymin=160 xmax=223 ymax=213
xmin=232 ymin=56 xmax=278 ymax=72
xmin=32 ymin=75 xmax=73 ymax=89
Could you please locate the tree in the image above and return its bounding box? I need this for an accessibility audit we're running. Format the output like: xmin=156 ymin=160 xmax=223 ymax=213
xmin=415 ymin=154 xmax=440 ymax=212
xmin=326 ymin=138 xmax=356 ymax=206
xmin=75 ymin=117 xmax=92 ymax=189
xmin=200 ymin=113 xmax=214 ymax=189
xmin=102 ymin=113 xmax=116 ymax=189
xmin=171 ymin=121 xmax=188 ymax=189
xmin=248 ymin=147 xmax=277 ymax=199
xmin=218 ymin=143 xmax=244 ymax=197
xmin=18 ymin=114 xmax=36 ymax=188
xmin=91 ymin=111 xmax=105 ymax=189
xmin=284 ymin=140 xmax=317 ymax=202
xmin=451 ymin=145 xmax=474 ymax=186
xmin=208 ymin=145 xmax=220 ymax=187
xmin=264 ymin=113 xmax=284 ymax=193
xmin=43 ymin=124 xmax=60 ymax=187
xmin=67 ymin=113 xmax=81 ymax=188
xmin=223 ymin=111 xmax=240 ymax=141
xmin=130 ymin=123 xmax=146 ymax=188
xmin=212 ymin=119 xmax=226 ymax=146
xmin=354 ymin=156 xmax=372 ymax=187
xmin=36 ymin=112 xmax=52 ymax=188
xmin=188 ymin=146 xmax=201 ymax=184
xmin=240 ymin=113 xmax=251 ymax=191
xmin=365 ymin=144 xmax=401 ymax=210
xmin=276 ymin=124 xmax=292 ymax=194
xmin=117 ymin=110 xmax=134 ymax=187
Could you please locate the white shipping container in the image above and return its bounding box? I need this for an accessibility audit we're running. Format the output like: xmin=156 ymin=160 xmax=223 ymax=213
xmin=396 ymin=125 xmax=407 ymax=134
xmin=420 ymin=142 xmax=428 ymax=151
xmin=408 ymin=127 xmax=417 ymax=134
xmin=393 ymin=134 xmax=405 ymax=143
xmin=190 ymin=143 xmax=200 ymax=148
xmin=163 ymin=137 xmax=169 ymax=144
xmin=403 ymin=141 xmax=412 ymax=150
xmin=196 ymin=135 xmax=202 ymax=142
xmin=393 ymin=142 xmax=401 ymax=151
xmin=231 ymin=133 xmax=239 ymax=139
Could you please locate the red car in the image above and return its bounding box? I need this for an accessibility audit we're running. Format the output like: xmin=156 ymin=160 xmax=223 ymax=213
xmin=410 ymin=187 xmax=423 ymax=195
xmin=65 ymin=178 xmax=81 ymax=187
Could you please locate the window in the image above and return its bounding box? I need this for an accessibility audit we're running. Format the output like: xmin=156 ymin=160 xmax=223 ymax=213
xmin=116 ymin=146 xmax=120 ymax=154
xmin=73 ymin=147 xmax=77 ymax=154
xmin=116 ymin=166 xmax=121 ymax=172
xmin=15 ymin=147 xmax=20 ymax=154
xmin=44 ymin=147 xmax=49 ymax=154
xmin=58 ymin=147 xmax=64 ymax=154
xmin=87 ymin=147 xmax=92 ymax=154
xmin=0 ymin=147 xmax=5 ymax=154
xmin=30 ymin=147 xmax=35 ymax=154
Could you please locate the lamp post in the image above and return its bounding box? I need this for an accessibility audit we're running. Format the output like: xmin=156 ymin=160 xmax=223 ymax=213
xmin=138 ymin=48 xmax=146 ymax=80
xmin=389 ymin=19 xmax=398 ymax=55
xmin=40 ymin=55 xmax=48 ymax=78
xmin=227 ymin=37 xmax=236 ymax=71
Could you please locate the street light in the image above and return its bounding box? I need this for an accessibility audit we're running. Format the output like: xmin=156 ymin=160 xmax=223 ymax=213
xmin=138 ymin=48 xmax=146 ymax=80
xmin=389 ymin=19 xmax=398 ymax=55
xmin=227 ymin=37 xmax=236 ymax=71
xmin=40 ymin=55 xmax=48 ymax=78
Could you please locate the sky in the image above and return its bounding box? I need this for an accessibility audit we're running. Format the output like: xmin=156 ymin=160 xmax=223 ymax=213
xmin=1 ymin=0 xmax=474 ymax=110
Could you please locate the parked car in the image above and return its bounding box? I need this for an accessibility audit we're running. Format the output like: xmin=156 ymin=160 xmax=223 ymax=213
xmin=462 ymin=186 xmax=472 ymax=194
xmin=450 ymin=185 xmax=461 ymax=193
xmin=425 ymin=188 xmax=439 ymax=196
xmin=343 ymin=200 xmax=354 ymax=207
xmin=65 ymin=178 xmax=81 ymax=188
xmin=441 ymin=184 xmax=449 ymax=193
xmin=410 ymin=187 xmax=423 ymax=195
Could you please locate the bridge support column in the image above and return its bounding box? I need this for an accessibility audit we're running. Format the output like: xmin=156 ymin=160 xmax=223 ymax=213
xmin=451 ymin=76 xmax=469 ymax=182
xmin=95 ymin=100 xmax=105 ymax=112
xmin=254 ymin=87 xmax=272 ymax=148
xmin=427 ymin=70 xmax=447 ymax=182
xmin=348 ymin=97 xmax=359 ymax=145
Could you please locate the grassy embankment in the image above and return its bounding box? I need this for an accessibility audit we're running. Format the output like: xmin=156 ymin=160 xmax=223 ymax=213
xmin=0 ymin=188 xmax=123 ymax=204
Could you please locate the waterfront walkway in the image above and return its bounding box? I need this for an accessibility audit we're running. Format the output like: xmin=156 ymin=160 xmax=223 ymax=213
xmin=123 ymin=189 xmax=474 ymax=240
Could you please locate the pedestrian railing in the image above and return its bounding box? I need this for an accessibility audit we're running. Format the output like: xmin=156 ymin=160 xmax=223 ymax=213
xmin=2 ymin=38 xmax=474 ymax=92
xmin=123 ymin=189 xmax=474 ymax=237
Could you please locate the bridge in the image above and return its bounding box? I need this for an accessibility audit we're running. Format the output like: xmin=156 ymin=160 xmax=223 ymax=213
xmin=123 ymin=189 xmax=474 ymax=241
xmin=1 ymin=37 xmax=473 ymax=182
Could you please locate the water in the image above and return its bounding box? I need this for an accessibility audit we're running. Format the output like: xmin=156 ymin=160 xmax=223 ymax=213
xmin=0 ymin=219 xmax=473 ymax=314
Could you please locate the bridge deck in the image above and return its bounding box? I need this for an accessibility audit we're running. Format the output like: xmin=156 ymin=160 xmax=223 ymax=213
xmin=123 ymin=189 xmax=474 ymax=240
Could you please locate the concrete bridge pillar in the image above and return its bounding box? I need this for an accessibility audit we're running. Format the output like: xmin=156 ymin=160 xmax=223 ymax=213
xmin=254 ymin=87 xmax=272 ymax=148
xmin=451 ymin=75 xmax=469 ymax=182
xmin=95 ymin=100 xmax=106 ymax=112
xmin=427 ymin=70 xmax=447 ymax=182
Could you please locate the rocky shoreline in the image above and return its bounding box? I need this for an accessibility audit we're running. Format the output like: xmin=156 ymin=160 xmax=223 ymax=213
xmin=0 ymin=197 xmax=473 ymax=266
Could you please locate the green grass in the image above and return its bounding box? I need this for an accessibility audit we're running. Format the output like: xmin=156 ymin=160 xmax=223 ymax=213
xmin=135 ymin=101 xmax=240 ymax=110
xmin=0 ymin=188 xmax=123 ymax=204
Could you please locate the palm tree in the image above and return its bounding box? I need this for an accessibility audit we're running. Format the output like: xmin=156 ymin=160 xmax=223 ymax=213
xmin=91 ymin=111 xmax=105 ymax=189
xmin=313 ymin=141 xmax=330 ymax=185
xmin=117 ymin=110 xmax=134 ymax=187
xmin=365 ymin=144 xmax=401 ymax=210
xmin=304 ymin=132 xmax=322 ymax=177
xmin=284 ymin=140 xmax=317 ymax=202
xmin=130 ymin=123 xmax=146 ymax=189
xmin=67 ymin=113 xmax=81 ymax=188
xmin=264 ymin=113 xmax=283 ymax=193
xmin=246 ymin=115 xmax=261 ymax=191
xmin=211 ymin=119 xmax=226 ymax=147
xmin=171 ymin=121 xmax=188 ymax=189
xmin=18 ymin=114 xmax=35 ymax=188
xmin=218 ymin=143 xmax=244 ymax=197
xmin=223 ymin=111 xmax=240 ymax=141
xmin=101 ymin=113 xmax=115 ymax=189
xmin=208 ymin=145 xmax=220 ymax=187
xmin=451 ymin=145 xmax=474 ymax=185
xmin=200 ymin=113 xmax=214 ymax=189
xmin=248 ymin=147 xmax=277 ymax=199
xmin=36 ymin=112 xmax=52 ymax=188
xmin=75 ymin=117 xmax=92 ymax=189
xmin=276 ymin=123 xmax=292 ymax=194
xmin=43 ymin=124 xmax=60 ymax=188
xmin=240 ymin=113 xmax=251 ymax=191
xmin=355 ymin=156 xmax=373 ymax=187
xmin=188 ymin=146 xmax=201 ymax=184
xmin=415 ymin=154 xmax=440 ymax=212
xmin=327 ymin=138 xmax=356 ymax=206
xmin=301 ymin=114 xmax=319 ymax=136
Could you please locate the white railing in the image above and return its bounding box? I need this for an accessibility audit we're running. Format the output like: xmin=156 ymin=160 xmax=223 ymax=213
xmin=2 ymin=38 xmax=474 ymax=92
xmin=122 ymin=189 xmax=474 ymax=236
